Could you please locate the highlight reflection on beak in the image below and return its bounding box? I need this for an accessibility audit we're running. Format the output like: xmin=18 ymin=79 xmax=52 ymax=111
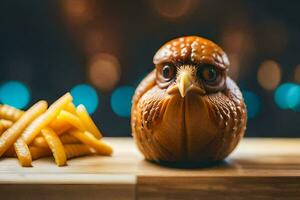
xmin=178 ymin=71 xmax=193 ymax=98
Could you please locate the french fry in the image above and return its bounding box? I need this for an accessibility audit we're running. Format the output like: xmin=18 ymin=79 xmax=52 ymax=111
xmin=0 ymin=101 xmax=48 ymax=156
xmin=51 ymin=102 xmax=77 ymax=134
xmin=0 ymin=104 xmax=24 ymax=122
xmin=69 ymin=130 xmax=113 ymax=156
xmin=0 ymin=120 xmax=13 ymax=135
xmin=0 ymin=92 xmax=113 ymax=167
xmin=0 ymin=119 xmax=13 ymax=129
xmin=0 ymin=124 xmax=3 ymax=135
xmin=60 ymin=134 xmax=80 ymax=144
xmin=22 ymin=93 xmax=72 ymax=144
xmin=5 ymin=146 xmax=51 ymax=160
xmin=32 ymin=136 xmax=49 ymax=148
xmin=64 ymin=144 xmax=93 ymax=159
xmin=29 ymin=146 xmax=51 ymax=160
xmin=14 ymin=138 xmax=32 ymax=167
xmin=57 ymin=111 xmax=85 ymax=131
xmin=76 ymin=104 xmax=102 ymax=139
xmin=41 ymin=128 xmax=67 ymax=166
xmin=49 ymin=117 xmax=72 ymax=135
xmin=65 ymin=102 xmax=77 ymax=114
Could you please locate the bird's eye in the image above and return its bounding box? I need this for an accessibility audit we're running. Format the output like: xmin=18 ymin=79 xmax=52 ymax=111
xmin=161 ymin=64 xmax=175 ymax=80
xmin=197 ymin=65 xmax=219 ymax=84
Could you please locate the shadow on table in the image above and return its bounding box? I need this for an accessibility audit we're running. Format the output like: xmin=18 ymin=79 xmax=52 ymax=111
xmin=145 ymin=159 xmax=231 ymax=169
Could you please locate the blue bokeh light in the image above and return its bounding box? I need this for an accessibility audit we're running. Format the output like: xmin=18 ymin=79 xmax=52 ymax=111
xmin=242 ymin=90 xmax=261 ymax=118
xmin=291 ymin=85 xmax=300 ymax=112
xmin=274 ymin=83 xmax=300 ymax=110
xmin=0 ymin=81 xmax=30 ymax=109
xmin=70 ymin=84 xmax=99 ymax=114
xmin=286 ymin=84 xmax=300 ymax=110
xmin=111 ymin=86 xmax=134 ymax=117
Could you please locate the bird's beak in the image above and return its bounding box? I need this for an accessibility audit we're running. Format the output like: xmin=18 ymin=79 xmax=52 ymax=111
xmin=178 ymin=70 xmax=193 ymax=98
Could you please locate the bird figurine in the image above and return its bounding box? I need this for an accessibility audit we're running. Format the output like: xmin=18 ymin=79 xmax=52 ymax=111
xmin=131 ymin=36 xmax=247 ymax=163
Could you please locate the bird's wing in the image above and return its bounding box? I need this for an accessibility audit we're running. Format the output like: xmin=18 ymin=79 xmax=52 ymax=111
xmin=132 ymin=69 xmax=169 ymax=131
xmin=131 ymin=70 xmax=156 ymax=134
xmin=207 ymin=77 xmax=247 ymax=160
xmin=138 ymin=86 xmax=169 ymax=130
xmin=131 ymin=71 xmax=174 ymax=160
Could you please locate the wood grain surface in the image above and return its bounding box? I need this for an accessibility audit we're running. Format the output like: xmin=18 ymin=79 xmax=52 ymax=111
xmin=0 ymin=138 xmax=300 ymax=200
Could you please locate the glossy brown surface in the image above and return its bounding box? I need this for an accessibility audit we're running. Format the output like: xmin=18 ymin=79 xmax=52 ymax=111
xmin=131 ymin=36 xmax=247 ymax=162
xmin=153 ymin=36 xmax=230 ymax=69
xmin=1 ymin=138 xmax=300 ymax=200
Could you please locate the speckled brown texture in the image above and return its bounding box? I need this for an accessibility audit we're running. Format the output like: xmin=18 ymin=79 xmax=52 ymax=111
xmin=131 ymin=36 xmax=247 ymax=163
xmin=153 ymin=36 xmax=230 ymax=70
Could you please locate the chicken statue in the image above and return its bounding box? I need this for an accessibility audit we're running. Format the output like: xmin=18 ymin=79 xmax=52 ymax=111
xmin=131 ymin=36 xmax=247 ymax=163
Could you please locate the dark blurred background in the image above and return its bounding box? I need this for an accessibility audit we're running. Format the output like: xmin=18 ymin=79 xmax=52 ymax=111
xmin=0 ymin=0 xmax=299 ymax=137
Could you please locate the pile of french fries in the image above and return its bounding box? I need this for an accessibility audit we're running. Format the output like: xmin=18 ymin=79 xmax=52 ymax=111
xmin=0 ymin=93 xmax=113 ymax=167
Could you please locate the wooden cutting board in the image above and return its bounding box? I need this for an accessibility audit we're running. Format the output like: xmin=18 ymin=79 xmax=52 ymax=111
xmin=0 ymin=138 xmax=300 ymax=200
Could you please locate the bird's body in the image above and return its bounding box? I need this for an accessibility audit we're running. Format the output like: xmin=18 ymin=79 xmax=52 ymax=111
xmin=131 ymin=36 xmax=247 ymax=163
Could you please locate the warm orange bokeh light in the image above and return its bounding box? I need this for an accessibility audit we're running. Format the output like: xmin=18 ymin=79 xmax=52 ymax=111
xmin=151 ymin=0 xmax=195 ymax=19
xmin=88 ymin=53 xmax=121 ymax=91
xmin=62 ymin=0 xmax=94 ymax=25
xmin=257 ymin=60 xmax=281 ymax=90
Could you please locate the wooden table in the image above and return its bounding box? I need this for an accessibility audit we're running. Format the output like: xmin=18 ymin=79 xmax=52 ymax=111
xmin=0 ymin=138 xmax=300 ymax=200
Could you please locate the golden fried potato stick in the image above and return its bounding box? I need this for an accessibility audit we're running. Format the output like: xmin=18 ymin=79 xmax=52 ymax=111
xmin=76 ymin=104 xmax=102 ymax=139
xmin=47 ymin=104 xmax=77 ymax=136
xmin=57 ymin=111 xmax=85 ymax=131
xmin=0 ymin=104 xmax=24 ymax=122
xmin=22 ymin=93 xmax=72 ymax=144
xmin=60 ymin=134 xmax=80 ymax=144
xmin=49 ymin=117 xmax=72 ymax=135
xmin=0 ymin=120 xmax=13 ymax=135
xmin=69 ymin=130 xmax=113 ymax=156
xmin=64 ymin=144 xmax=93 ymax=159
xmin=41 ymin=128 xmax=67 ymax=166
xmin=32 ymin=136 xmax=49 ymax=148
xmin=0 ymin=119 xmax=13 ymax=129
xmin=0 ymin=124 xmax=3 ymax=135
xmin=29 ymin=146 xmax=51 ymax=160
xmin=5 ymin=146 xmax=52 ymax=160
xmin=14 ymin=138 xmax=32 ymax=167
xmin=65 ymin=102 xmax=77 ymax=114
xmin=0 ymin=101 xmax=48 ymax=157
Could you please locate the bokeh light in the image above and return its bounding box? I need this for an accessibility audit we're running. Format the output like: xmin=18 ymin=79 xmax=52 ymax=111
xmin=274 ymin=83 xmax=300 ymax=110
xmin=286 ymin=85 xmax=300 ymax=111
xmin=151 ymin=0 xmax=195 ymax=19
xmin=88 ymin=53 xmax=121 ymax=91
xmin=62 ymin=0 xmax=93 ymax=25
xmin=257 ymin=60 xmax=281 ymax=90
xmin=0 ymin=81 xmax=30 ymax=109
xmin=70 ymin=84 xmax=99 ymax=114
xmin=294 ymin=64 xmax=300 ymax=83
xmin=111 ymin=86 xmax=134 ymax=117
xmin=242 ymin=91 xmax=261 ymax=118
